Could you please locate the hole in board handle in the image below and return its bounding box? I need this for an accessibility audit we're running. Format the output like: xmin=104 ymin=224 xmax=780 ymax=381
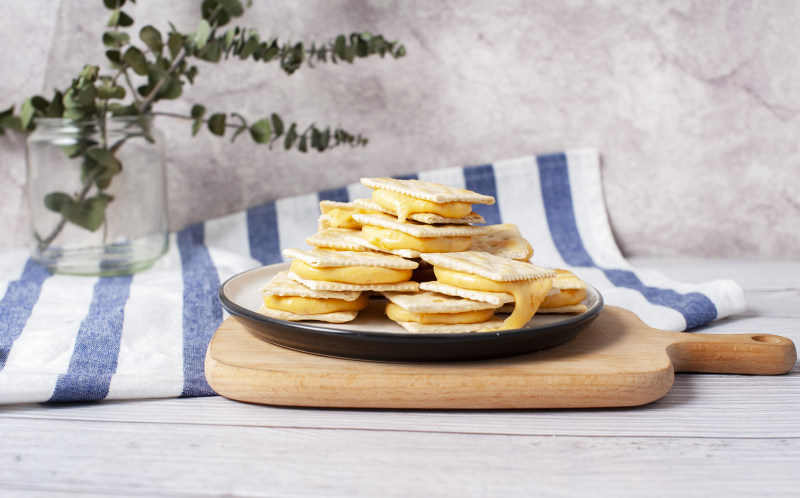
xmin=751 ymin=335 xmax=785 ymax=344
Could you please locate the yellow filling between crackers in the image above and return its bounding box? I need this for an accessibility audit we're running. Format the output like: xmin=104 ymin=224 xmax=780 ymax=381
xmin=290 ymin=259 xmax=413 ymax=284
xmin=325 ymin=207 xmax=379 ymax=230
xmin=541 ymin=288 xmax=587 ymax=309
xmin=433 ymin=267 xmax=552 ymax=330
xmin=385 ymin=302 xmax=495 ymax=324
xmin=264 ymin=294 xmax=369 ymax=315
xmin=361 ymin=225 xmax=473 ymax=253
xmin=371 ymin=189 xmax=473 ymax=223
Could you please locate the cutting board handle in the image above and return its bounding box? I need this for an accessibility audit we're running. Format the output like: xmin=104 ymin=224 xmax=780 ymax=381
xmin=666 ymin=332 xmax=797 ymax=375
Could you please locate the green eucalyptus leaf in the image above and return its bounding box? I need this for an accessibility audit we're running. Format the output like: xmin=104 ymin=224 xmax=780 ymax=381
xmin=271 ymin=113 xmax=284 ymax=137
xmin=97 ymin=82 xmax=126 ymax=100
xmin=198 ymin=39 xmax=222 ymax=62
xmin=62 ymin=194 xmax=113 ymax=232
xmin=103 ymin=0 xmax=126 ymax=9
xmin=106 ymin=49 xmax=122 ymax=64
xmin=218 ymin=0 xmax=244 ymax=17
xmin=195 ymin=19 xmax=211 ymax=50
xmin=191 ymin=104 xmax=206 ymax=119
xmin=107 ymin=9 xmax=121 ymax=27
xmin=117 ymin=11 xmax=134 ymax=27
xmin=249 ymin=117 xmax=271 ymax=143
xmin=86 ymin=147 xmax=121 ymax=171
xmin=103 ymin=30 xmax=130 ymax=47
xmin=123 ymin=46 xmax=149 ymax=75
xmin=201 ymin=0 xmax=232 ymax=26
xmin=140 ymin=25 xmax=163 ymax=54
xmin=298 ymin=135 xmax=308 ymax=153
xmin=284 ymin=123 xmax=298 ymax=149
xmin=44 ymin=192 xmax=73 ymax=213
xmin=19 ymin=98 xmax=37 ymax=129
xmin=167 ymin=32 xmax=184 ymax=58
xmin=208 ymin=113 xmax=226 ymax=135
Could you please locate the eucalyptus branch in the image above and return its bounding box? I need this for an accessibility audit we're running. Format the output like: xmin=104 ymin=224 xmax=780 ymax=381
xmin=1 ymin=0 xmax=404 ymax=251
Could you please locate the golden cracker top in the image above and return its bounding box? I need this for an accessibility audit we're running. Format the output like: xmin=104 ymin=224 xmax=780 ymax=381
xmin=283 ymin=247 xmax=418 ymax=270
xmin=260 ymin=271 xmax=363 ymax=301
xmin=420 ymin=251 xmax=557 ymax=282
xmin=361 ymin=177 xmax=495 ymax=205
xmin=306 ymin=228 xmax=422 ymax=258
xmin=471 ymin=223 xmax=534 ymax=260
xmin=383 ymin=290 xmax=499 ymax=313
xmin=352 ymin=199 xmax=486 ymax=225
xmin=352 ymin=213 xmax=490 ymax=238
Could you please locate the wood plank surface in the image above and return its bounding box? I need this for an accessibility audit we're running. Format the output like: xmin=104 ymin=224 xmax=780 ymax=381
xmin=0 ymin=259 xmax=798 ymax=497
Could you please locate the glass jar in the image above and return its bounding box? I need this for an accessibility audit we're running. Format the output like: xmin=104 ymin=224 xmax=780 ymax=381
xmin=25 ymin=115 xmax=169 ymax=275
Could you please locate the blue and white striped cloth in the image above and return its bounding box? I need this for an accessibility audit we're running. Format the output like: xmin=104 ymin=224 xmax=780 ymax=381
xmin=0 ymin=148 xmax=745 ymax=404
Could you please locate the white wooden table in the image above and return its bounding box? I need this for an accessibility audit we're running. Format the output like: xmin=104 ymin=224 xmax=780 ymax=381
xmin=1 ymin=258 xmax=798 ymax=497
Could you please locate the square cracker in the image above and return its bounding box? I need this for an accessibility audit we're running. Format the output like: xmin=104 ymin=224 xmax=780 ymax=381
xmin=261 ymin=271 xmax=362 ymax=301
xmin=383 ymin=290 xmax=499 ymax=313
xmin=306 ymin=228 xmax=421 ymax=259
xmin=419 ymin=281 xmax=515 ymax=306
xmin=283 ymin=247 xmax=418 ymax=270
xmin=552 ymin=269 xmax=588 ymax=290
xmin=471 ymin=223 xmax=534 ymax=261
xmin=393 ymin=317 xmax=505 ymax=334
xmin=352 ymin=213 xmax=489 ymax=238
xmin=258 ymin=304 xmax=358 ymax=323
xmin=420 ymin=251 xmax=556 ymax=282
xmin=361 ymin=177 xmax=495 ymax=205
xmin=288 ymin=271 xmax=420 ymax=292
xmin=352 ymin=199 xmax=485 ymax=225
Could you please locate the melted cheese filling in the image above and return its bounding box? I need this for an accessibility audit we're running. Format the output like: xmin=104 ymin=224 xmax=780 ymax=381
xmin=385 ymin=303 xmax=495 ymax=324
xmin=371 ymin=189 xmax=472 ymax=222
xmin=361 ymin=225 xmax=473 ymax=253
xmin=290 ymin=259 xmax=412 ymax=284
xmin=264 ymin=294 xmax=369 ymax=315
xmin=434 ymin=267 xmax=553 ymax=330
xmin=541 ymin=288 xmax=586 ymax=309
xmin=325 ymin=207 xmax=379 ymax=229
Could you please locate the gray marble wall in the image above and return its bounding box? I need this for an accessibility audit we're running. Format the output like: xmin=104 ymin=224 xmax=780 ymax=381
xmin=1 ymin=0 xmax=798 ymax=258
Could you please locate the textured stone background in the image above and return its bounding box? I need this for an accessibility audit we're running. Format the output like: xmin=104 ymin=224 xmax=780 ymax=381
xmin=1 ymin=0 xmax=798 ymax=258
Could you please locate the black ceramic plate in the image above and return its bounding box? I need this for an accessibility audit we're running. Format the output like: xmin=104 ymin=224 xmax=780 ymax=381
xmin=219 ymin=262 xmax=604 ymax=362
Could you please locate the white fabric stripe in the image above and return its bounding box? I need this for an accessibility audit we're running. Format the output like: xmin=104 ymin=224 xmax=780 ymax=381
xmin=106 ymin=236 xmax=185 ymax=400
xmin=276 ymin=193 xmax=321 ymax=257
xmin=565 ymin=148 xmax=628 ymax=269
xmin=204 ymin=210 xmax=250 ymax=259
xmin=418 ymin=166 xmax=467 ymax=190
xmin=633 ymin=267 xmax=746 ymax=320
xmin=492 ymin=155 xmax=565 ymax=268
xmin=0 ymin=273 xmax=97 ymax=403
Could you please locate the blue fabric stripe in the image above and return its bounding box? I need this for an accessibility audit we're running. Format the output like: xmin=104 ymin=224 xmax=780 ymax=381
xmin=463 ymin=163 xmax=502 ymax=225
xmin=317 ymin=186 xmax=350 ymax=203
xmin=393 ymin=172 xmax=419 ymax=180
xmin=537 ymin=153 xmax=718 ymax=329
xmin=247 ymin=201 xmax=282 ymax=265
xmin=48 ymin=274 xmax=132 ymax=402
xmin=177 ymin=223 xmax=221 ymax=397
xmin=0 ymin=259 xmax=51 ymax=370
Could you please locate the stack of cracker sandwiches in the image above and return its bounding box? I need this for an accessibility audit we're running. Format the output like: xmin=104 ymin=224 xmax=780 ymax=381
xmin=259 ymin=177 xmax=589 ymax=333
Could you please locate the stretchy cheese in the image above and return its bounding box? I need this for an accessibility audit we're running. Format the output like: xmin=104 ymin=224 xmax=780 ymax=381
xmin=372 ymin=189 xmax=473 ymax=223
xmin=265 ymin=293 xmax=369 ymax=315
xmin=361 ymin=225 xmax=473 ymax=253
xmin=289 ymin=259 xmax=412 ymax=284
xmin=541 ymin=288 xmax=587 ymax=309
xmin=385 ymin=302 xmax=495 ymax=324
xmin=434 ymin=267 xmax=553 ymax=330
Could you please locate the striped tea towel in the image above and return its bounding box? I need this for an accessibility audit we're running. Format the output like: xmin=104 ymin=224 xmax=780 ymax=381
xmin=0 ymin=148 xmax=745 ymax=404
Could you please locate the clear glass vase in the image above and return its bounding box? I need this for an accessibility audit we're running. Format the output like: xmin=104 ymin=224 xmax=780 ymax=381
xmin=25 ymin=115 xmax=169 ymax=276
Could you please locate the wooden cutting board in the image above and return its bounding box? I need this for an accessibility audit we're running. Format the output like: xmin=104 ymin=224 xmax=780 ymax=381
xmin=204 ymin=306 xmax=797 ymax=409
